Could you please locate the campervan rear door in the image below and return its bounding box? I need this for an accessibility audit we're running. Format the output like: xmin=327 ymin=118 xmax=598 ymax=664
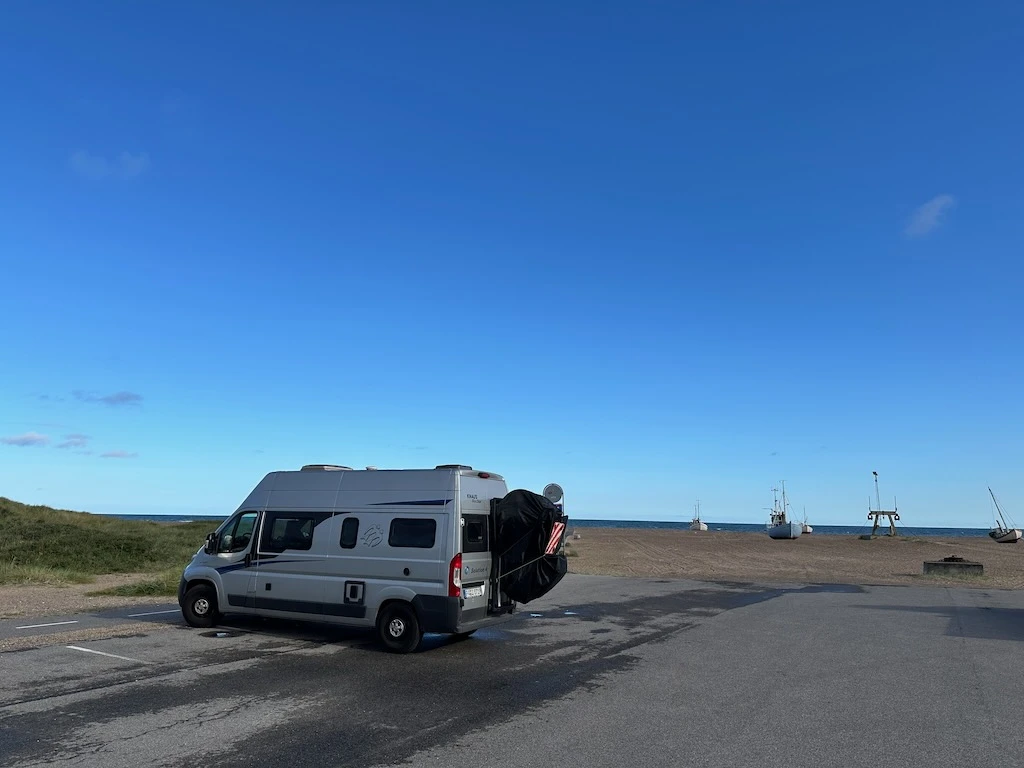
xmin=458 ymin=472 xmax=507 ymax=620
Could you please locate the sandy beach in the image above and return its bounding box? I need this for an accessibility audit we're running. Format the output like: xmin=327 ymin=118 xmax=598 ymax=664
xmin=566 ymin=528 xmax=1024 ymax=589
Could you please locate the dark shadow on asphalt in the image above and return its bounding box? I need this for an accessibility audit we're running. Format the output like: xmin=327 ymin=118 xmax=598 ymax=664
xmin=850 ymin=604 xmax=1024 ymax=641
xmin=91 ymin=581 xmax=866 ymax=650
xmin=140 ymin=582 xmax=795 ymax=654
xmin=794 ymin=583 xmax=866 ymax=594
xmin=206 ymin=614 xmax=491 ymax=654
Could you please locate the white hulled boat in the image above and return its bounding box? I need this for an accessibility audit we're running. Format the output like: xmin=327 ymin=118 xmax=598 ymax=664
xmin=988 ymin=487 xmax=1022 ymax=544
xmin=767 ymin=483 xmax=801 ymax=540
xmin=690 ymin=500 xmax=708 ymax=531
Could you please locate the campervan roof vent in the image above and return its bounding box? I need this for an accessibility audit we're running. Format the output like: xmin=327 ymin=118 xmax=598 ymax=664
xmin=300 ymin=464 xmax=353 ymax=471
xmin=436 ymin=464 xmax=473 ymax=470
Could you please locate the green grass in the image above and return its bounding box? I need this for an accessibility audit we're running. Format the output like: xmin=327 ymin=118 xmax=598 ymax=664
xmin=0 ymin=562 xmax=95 ymax=585
xmin=0 ymin=496 xmax=222 ymax=593
xmin=89 ymin=568 xmax=184 ymax=596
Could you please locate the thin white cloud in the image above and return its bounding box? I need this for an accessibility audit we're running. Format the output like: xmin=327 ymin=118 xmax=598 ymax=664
xmin=74 ymin=390 xmax=143 ymax=406
xmin=69 ymin=150 xmax=109 ymax=179
xmin=57 ymin=433 xmax=91 ymax=449
xmin=1 ymin=432 xmax=50 ymax=447
xmin=905 ymin=194 xmax=956 ymax=238
xmin=118 ymin=152 xmax=150 ymax=177
xmin=160 ymin=93 xmax=184 ymax=115
xmin=70 ymin=150 xmax=150 ymax=180
xmin=100 ymin=450 xmax=139 ymax=459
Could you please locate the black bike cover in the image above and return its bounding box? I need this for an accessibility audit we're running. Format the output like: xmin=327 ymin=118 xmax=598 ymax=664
xmin=492 ymin=489 xmax=568 ymax=603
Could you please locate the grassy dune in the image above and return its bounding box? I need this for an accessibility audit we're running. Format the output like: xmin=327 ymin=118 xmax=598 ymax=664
xmin=0 ymin=496 xmax=221 ymax=595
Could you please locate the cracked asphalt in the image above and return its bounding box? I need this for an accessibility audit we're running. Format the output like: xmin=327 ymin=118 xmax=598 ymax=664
xmin=1 ymin=574 xmax=1022 ymax=768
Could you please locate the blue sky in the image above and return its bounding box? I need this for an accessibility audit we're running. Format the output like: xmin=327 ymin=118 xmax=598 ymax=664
xmin=2 ymin=2 xmax=1022 ymax=526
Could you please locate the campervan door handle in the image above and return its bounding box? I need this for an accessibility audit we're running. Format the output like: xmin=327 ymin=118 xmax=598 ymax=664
xmin=244 ymin=553 xmax=252 ymax=568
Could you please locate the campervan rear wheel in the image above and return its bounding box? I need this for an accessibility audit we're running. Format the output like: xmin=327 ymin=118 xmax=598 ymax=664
xmin=182 ymin=584 xmax=219 ymax=628
xmin=377 ymin=603 xmax=422 ymax=654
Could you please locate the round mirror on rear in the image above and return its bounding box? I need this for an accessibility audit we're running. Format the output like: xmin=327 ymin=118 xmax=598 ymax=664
xmin=543 ymin=483 xmax=563 ymax=504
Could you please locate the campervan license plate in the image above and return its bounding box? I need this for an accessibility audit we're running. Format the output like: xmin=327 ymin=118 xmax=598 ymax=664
xmin=464 ymin=585 xmax=484 ymax=598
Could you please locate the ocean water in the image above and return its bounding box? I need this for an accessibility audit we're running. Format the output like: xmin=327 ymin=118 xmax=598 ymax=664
xmin=98 ymin=513 xmax=990 ymax=538
xmin=102 ymin=514 xmax=227 ymax=524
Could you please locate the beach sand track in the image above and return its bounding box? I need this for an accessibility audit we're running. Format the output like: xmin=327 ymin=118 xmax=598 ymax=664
xmin=568 ymin=528 xmax=1024 ymax=589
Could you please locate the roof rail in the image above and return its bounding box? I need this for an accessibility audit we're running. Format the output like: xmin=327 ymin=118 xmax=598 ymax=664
xmin=300 ymin=464 xmax=353 ymax=471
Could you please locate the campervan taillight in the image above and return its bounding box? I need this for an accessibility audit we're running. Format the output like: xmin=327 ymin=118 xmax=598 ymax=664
xmin=448 ymin=553 xmax=462 ymax=597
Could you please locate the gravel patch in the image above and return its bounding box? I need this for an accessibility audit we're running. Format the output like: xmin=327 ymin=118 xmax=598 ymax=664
xmin=0 ymin=574 xmax=176 ymax=620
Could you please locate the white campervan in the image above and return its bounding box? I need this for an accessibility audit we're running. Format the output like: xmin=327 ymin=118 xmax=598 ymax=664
xmin=178 ymin=464 xmax=565 ymax=652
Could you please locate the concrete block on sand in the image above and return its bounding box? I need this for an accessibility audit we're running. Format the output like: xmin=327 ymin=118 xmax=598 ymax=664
xmin=923 ymin=557 xmax=983 ymax=576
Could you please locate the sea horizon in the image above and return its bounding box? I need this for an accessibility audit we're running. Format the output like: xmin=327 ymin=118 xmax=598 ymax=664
xmin=568 ymin=519 xmax=993 ymax=538
xmin=90 ymin=512 xmax=995 ymax=538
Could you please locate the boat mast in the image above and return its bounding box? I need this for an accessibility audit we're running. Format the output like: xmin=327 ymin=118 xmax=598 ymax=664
xmin=989 ymin=487 xmax=1010 ymax=530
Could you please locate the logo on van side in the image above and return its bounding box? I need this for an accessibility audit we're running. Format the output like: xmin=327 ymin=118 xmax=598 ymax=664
xmin=466 ymin=494 xmax=480 ymax=502
xmin=362 ymin=525 xmax=384 ymax=548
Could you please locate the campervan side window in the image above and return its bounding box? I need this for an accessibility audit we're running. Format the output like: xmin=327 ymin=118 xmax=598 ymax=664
xmin=389 ymin=518 xmax=436 ymax=548
xmin=260 ymin=511 xmax=330 ymax=553
xmin=461 ymin=515 xmax=488 ymax=553
xmin=219 ymin=511 xmax=258 ymax=553
xmin=339 ymin=517 xmax=359 ymax=549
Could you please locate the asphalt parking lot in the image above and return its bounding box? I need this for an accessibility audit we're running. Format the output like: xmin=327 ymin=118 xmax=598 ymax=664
xmin=1 ymin=574 xmax=1022 ymax=768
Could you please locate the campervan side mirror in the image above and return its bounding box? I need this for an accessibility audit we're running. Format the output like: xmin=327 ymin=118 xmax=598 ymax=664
xmin=204 ymin=532 xmax=218 ymax=554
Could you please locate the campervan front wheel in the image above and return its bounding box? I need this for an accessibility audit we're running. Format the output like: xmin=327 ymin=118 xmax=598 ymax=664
xmin=182 ymin=584 xmax=220 ymax=628
xmin=376 ymin=603 xmax=422 ymax=654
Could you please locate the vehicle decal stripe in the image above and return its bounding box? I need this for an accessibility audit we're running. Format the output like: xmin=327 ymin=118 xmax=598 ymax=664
xmin=215 ymin=559 xmax=304 ymax=574
xmin=368 ymin=499 xmax=450 ymax=506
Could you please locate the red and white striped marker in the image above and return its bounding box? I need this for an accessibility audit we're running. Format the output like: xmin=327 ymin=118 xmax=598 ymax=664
xmin=545 ymin=521 xmax=566 ymax=555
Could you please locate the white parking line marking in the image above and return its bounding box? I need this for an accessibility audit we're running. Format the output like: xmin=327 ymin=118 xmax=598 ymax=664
xmin=15 ymin=620 xmax=79 ymax=630
xmin=127 ymin=609 xmax=180 ymax=617
xmin=66 ymin=646 xmax=147 ymax=664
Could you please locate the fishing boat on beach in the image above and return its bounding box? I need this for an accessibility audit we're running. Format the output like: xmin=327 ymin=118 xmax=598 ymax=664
xmin=801 ymin=506 xmax=813 ymax=535
xmin=988 ymin=487 xmax=1022 ymax=544
xmin=767 ymin=483 xmax=801 ymax=539
xmin=690 ymin=500 xmax=708 ymax=531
